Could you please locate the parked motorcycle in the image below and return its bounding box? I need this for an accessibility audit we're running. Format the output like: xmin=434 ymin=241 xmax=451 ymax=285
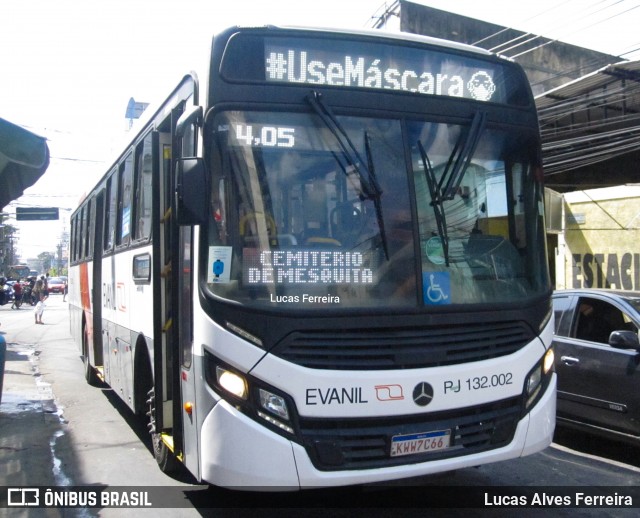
xmin=21 ymin=283 xmax=37 ymax=306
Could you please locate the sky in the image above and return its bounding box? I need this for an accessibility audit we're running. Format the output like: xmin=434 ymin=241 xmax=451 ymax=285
xmin=2 ymin=0 xmax=639 ymax=260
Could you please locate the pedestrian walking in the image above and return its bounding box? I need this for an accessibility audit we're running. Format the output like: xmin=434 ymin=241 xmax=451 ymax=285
xmin=11 ymin=279 xmax=22 ymax=309
xmin=34 ymin=299 xmax=45 ymax=324
xmin=33 ymin=277 xmax=45 ymax=324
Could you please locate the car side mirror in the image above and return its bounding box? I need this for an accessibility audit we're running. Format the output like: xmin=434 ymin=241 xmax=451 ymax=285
xmin=609 ymin=330 xmax=640 ymax=350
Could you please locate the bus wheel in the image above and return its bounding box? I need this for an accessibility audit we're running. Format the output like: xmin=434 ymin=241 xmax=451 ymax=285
xmin=146 ymin=387 xmax=179 ymax=473
xmin=82 ymin=325 xmax=100 ymax=386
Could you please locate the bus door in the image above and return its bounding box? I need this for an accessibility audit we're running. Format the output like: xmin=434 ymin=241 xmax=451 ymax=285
xmin=174 ymin=100 xmax=198 ymax=476
xmin=152 ymin=79 xmax=199 ymax=477
xmin=152 ymin=123 xmax=180 ymax=468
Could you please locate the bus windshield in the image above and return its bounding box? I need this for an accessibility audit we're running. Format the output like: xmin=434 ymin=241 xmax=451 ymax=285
xmin=205 ymin=110 xmax=548 ymax=309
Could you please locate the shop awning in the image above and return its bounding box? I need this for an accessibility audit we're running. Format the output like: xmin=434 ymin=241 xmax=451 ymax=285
xmin=0 ymin=117 xmax=50 ymax=210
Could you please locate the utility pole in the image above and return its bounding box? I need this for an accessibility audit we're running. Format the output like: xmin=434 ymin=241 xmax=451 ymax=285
xmin=0 ymin=213 xmax=18 ymax=275
xmin=56 ymin=242 xmax=63 ymax=275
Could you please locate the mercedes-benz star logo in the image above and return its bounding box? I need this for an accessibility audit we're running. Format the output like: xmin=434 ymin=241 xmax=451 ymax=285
xmin=412 ymin=382 xmax=434 ymax=407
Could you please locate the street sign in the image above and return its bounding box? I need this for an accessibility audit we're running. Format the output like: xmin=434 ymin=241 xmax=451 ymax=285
xmin=15 ymin=207 xmax=59 ymax=221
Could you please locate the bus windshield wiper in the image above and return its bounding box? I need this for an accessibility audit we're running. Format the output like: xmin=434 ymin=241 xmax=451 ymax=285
xmin=417 ymin=140 xmax=450 ymax=266
xmin=306 ymin=91 xmax=381 ymax=198
xmin=417 ymin=111 xmax=487 ymax=266
xmin=364 ymin=130 xmax=389 ymax=260
xmin=439 ymin=110 xmax=486 ymax=201
xmin=306 ymin=91 xmax=389 ymax=259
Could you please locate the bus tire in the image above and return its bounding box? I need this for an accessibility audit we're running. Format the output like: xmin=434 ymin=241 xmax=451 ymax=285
xmin=146 ymin=387 xmax=180 ymax=473
xmin=82 ymin=324 xmax=100 ymax=386
xmin=134 ymin=342 xmax=152 ymax=418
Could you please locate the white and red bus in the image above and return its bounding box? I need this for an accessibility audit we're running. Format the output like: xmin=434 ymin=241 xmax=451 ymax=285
xmin=69 ymin=26 xmax=555 ymax=489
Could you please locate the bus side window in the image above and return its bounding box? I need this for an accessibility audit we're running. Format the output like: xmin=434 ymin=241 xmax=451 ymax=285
xmin=71 ymin=214 xmax=79 ymax=262
xmin=105 ymin=172 xmax=117 ymax=252
xmin=80 ymin=205 xmax=88 ymax=260
xmin=117 ymin=153 xmax=134 ymax=246
xmin=134 ymin=133 xmax=153 ymax=241
xmin=87 ymin=197 xmax=95 ymax=258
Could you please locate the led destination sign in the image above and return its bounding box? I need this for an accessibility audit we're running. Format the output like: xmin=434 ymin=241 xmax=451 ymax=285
xmin=220 ymin=32 xmax=529 ymax=106
xmin=243 ymin=249 xmax=375 ymax=285
xmin=264 ymin=37 xmax=505 ymax=102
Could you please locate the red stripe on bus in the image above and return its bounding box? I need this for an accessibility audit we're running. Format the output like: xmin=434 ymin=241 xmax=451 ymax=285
xmin=80 ymin=262 xmax=91 ymax=310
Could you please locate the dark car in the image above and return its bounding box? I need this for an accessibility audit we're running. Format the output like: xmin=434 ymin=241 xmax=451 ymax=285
xmin=47 ymin=276 xmax=66 ymax=294
xmin=552 ymin=289 xmax=640 ymax=444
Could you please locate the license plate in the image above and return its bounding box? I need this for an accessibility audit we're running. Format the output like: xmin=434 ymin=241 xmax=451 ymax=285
xmin=390 ymin=429 xmax=451 ymax=457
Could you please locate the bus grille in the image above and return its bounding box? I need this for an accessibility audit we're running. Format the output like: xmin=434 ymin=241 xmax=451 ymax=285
xmin=299 ymin=397 xmax=521 ymax=471
xmin=273 ymin=321 xmax=533 ymax=370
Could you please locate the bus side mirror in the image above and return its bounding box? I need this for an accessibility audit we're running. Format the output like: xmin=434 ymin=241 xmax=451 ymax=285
xmin=175 ymin=158 xmax=207 ymax=225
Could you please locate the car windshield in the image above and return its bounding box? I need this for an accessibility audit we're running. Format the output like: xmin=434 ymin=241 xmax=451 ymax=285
xmin=205 ymin=110 xmax=549 ymax=310
xmin=623 ymin=295 xmax=640 ymax=314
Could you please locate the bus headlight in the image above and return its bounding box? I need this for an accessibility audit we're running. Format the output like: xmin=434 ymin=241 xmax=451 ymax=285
xmin=523 ymin=347 xmax=554 ymax=411
xmin=258 ymin=389 xmax=294 ymax=434
xmin=526 ymin=366 xmax=542 ymax=396
xmin=259 ymin=388 xmax=290 ymax=420
xmin=204 ymin=351 xmax=296 ymax=436
xmin=216 ymin=366 xmax=248 ymax=400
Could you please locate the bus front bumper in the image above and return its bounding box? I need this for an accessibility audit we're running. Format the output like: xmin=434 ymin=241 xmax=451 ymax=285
xmin=200 ymin=374 xmax=556 ymax=489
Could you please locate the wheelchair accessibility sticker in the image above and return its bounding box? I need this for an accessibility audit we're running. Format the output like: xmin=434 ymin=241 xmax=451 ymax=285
xmin=423 ymin=272 xmax=451 ymax=305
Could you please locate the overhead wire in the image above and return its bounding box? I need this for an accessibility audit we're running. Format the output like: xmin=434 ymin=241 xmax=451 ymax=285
xmin=618 ymin=42 xmax=640 ymax=58
xmin=466 ymin=0 xmax=640 ymax=74
xmin=541 ymin=109 xmax=640 ymax=175
xmin=472 ymin=0 xmax=576 ymax=47
xmin=496 ymin=0 xmax=624 ymax=56
xmin=508 ymin=1 xmax=640 ymax=59
xmin=466 ymin=1 xmax=640 ymax=95
xmin=470 ymin=0 xmax=611 ymax=52
xmin=498 ymin=1 xmax=640 ymax=180
xmin=534 ymin=51 xmax=640 ymax=176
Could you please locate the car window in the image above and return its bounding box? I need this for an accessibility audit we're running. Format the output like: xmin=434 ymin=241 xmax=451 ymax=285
xmin=574 ymin=296 xmax=638 ymax=344
xmin=552 ymin=294 xmax=573 ymax=336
